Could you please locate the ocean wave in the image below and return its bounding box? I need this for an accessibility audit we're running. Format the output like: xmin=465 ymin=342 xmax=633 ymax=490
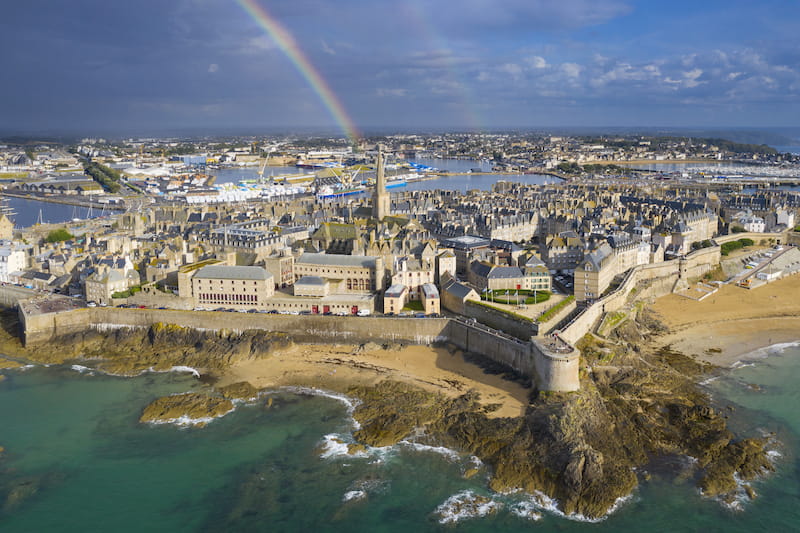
xmin=140 ymin=365 xmax=202 ymax=378
xmin=740 ymin=340 xmax=800 ymax=362
xmin=715 ymin=473 xmax=753 ymax=512
xmin=320 ymin=434 xmax=363 ymax=459
xmin=146 ymin=406 xmax=236 ymax=428
xmin=280 ymin=386 xmax=362 ymax=429
xmin=699 ymin=376 xmax=720 ymax=386
xmin=509 ymin=500 xmax=543 ymax=521
xmin=518 ymin=490 xmax=633 ymax=523
xmin=434 ymin=490 xmax=502 ymax=524
xmin=168 ymin=365 xmax=201 ymax=378
xmin=342 ymin=490 xmax=366 ymax=503
xmin=70 ymin=364 xmax=95 ymax=375
xmin=767 ymin=449 xmax=782 ymax=461
xmin=398 ymin=440 xmax=461 ymax=461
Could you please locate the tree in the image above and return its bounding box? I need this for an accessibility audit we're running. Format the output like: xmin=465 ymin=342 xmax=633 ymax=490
xmin=45 ymin=228 xmax=73 ymax=243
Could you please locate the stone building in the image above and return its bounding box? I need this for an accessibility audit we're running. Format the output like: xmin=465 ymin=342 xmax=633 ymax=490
xmin=383 ymin=283 xmax=408 ymax=314
xmin=294 ymin=252 xmax=384 ymax=294
xmin=420 ymin=283 xmax=440 ymax=315
xmin=191 ymin=265 xmax=274 ymax=309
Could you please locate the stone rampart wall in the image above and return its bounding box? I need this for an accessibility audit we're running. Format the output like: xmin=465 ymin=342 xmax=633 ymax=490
xmin=715 ymin=231 xmax=789 ymax=245
xmin=464 ymin=300 xmax=537 ymax=340
xmin=558 ymin=246 xmax=719 ymax=344
xmin=0 ymin=286 xmax=37 ymax=308
xmin=539 ymin=298 xmax=578 ymax=336
xmin=22 ymin=308 xmax=452 ymax=346
xmin=21 ymin=306 xmax=581 ymax=392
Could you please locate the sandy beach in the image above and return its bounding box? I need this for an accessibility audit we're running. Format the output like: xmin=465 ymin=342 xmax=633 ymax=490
xmin=650 ymin=274 xmax=800 ymax=366
xmin=219 ymin=343 xmax=530 ymax=418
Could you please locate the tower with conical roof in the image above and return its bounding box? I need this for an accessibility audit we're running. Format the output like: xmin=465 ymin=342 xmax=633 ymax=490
xmin=372 ymin=144 xmax=390 ymax=220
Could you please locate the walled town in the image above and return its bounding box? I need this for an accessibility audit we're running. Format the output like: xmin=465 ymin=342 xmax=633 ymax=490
xmin=1 ymin=134 xmax=800 ymax=392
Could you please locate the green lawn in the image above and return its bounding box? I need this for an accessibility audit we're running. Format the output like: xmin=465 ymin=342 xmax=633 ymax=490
xmin=401 ymin=300 xmax=424 ymax=312
xmin=481 ymin=289 xmax=550 ymax=305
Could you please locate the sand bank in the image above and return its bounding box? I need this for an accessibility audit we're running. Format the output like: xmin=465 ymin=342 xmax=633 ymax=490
xmin=219 ymin=343 xmax=529 ymax=418
xmin=650 ymin=275 xmax=800 ymax=366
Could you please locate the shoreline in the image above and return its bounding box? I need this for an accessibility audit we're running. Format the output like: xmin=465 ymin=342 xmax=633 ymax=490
xmin=655 ymin=317 xmax=800 ymax=368
xmin=649 ymin=276 xmax=800 ymax=368
xmin=216 ymin=342 xmax=530 ymax=419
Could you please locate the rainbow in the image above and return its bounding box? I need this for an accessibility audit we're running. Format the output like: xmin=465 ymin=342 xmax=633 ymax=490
xmin=236 ymin=0 xmax=361 ymax=143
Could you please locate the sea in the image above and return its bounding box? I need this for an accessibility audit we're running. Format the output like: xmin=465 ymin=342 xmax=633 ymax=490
xmin=1 ymin=342 xmax=800 ymax=532
xmin=211 ymin=157 xmax=553 ymax=194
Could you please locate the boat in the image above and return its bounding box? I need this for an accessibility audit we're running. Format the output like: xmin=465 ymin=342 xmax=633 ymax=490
xmin=316 ymin=185 xmax=366 ymax=200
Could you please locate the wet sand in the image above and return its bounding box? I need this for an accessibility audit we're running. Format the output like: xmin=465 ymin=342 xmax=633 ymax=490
xmin=219 ymin=343 xmax=530 ymax=418
xmin=650 ymin=274 xmax=800 ymax=366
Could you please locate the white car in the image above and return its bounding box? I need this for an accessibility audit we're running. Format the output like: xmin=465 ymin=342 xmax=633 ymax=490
xmin=356 ymin=309 xmax=371 ymax=316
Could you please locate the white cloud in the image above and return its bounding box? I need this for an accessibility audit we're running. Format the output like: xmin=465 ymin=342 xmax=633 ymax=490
xmin=321 ymin=39 xmax=336 ymax=55
xmin=525 ymin=55 xmax=547 ymax=69
xmin=208 ymin=63 xmax=219 ymax=73
xmin=500 ymin=62 xmax=523 ymax=79
xmin=561 ymin=62 xmax=583 ymax=78
xmin=376 ymin=88 xmax=408 ymax=97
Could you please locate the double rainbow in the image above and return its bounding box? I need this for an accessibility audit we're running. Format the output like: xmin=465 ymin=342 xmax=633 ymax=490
xmin=237 ymin=0 xmax=361 ymax=143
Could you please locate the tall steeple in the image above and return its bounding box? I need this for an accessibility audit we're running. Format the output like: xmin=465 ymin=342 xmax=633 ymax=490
xmin=372 ymin=144 xmax=390 ymax=220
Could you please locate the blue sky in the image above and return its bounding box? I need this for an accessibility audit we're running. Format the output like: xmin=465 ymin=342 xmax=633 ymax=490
xmin=1 ymin=0 xmax=799 ymax=135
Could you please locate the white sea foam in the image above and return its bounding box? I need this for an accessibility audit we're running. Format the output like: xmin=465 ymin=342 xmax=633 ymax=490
xmin=281 ymin=386 xmax=361 ymax=429
xmin=398 ymin=440 xmax=461 ymax=461
xmin=738 ymin=341 xmax=800 ymax=363
xmin=70 ymin=364 xmax=94 ymax=375
xmin=767 ymin=449 xmax=782 ymax=461
xmin=319 ymin=434 xmax=359 ymax=459
xmin=509 ymin=500 xmax=543 ymax=521
xmin=699 ymin=376 xmax=720 ymax=386
xmin=168 ymin=365 xmax=201 ymax=378
xmin=434 ymin=490 xmax=503 ymax=524
xmin=342 ymin=490 xmax=366 ymax=502
xmin=146 ymin=406 xmax=236 ymax=428
xmin=519 ymin=490 xmax=633 ymax=523
xmin=139 ymin=365 xmax=201 ymax=378
xmin=717 ymin=473 xmax=752 ymax=512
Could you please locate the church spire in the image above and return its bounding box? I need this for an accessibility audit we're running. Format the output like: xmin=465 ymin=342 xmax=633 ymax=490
xmin=372 ymin=144 xmax=390 ymax=220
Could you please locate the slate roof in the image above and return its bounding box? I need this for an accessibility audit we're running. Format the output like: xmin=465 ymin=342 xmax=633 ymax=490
xmin=193 ymin=265 xmax=272 ymax=281
xmin=297 ymin=253 xmax=378 ymax=268
xmin=295 ymin=275 xmax=327 ymax=286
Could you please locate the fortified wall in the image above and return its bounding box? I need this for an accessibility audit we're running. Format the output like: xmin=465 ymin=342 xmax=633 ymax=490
xmin=17 ymin=305 xmax=580 ymax=392
xmin=557 ymin=245 xmax=720 ymax=345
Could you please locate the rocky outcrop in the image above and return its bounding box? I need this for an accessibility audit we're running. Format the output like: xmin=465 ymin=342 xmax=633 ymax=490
xmin=0 ymin=319 xmax=291 ymax=377
xmin=346 ymin=308 xmax=773 ymax=519
xmin=139 ymin=393 xmax=234 ymax=425
xmin=217 ymin=381 xmax=261 ymax=401
xmin=0 ymin=309 xmax=773 ymax=519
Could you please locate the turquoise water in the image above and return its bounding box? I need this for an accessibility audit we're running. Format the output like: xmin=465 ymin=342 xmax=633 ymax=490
xmin=1 ymin=345 xmax=799 ymax=532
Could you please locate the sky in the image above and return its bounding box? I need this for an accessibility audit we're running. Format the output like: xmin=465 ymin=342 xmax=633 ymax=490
xmin=1 ymin=0 xmax=799 ymax=137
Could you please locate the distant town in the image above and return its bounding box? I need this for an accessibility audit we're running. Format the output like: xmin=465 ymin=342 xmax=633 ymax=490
xmin=1 ymin=132 xmax=799 ymax=391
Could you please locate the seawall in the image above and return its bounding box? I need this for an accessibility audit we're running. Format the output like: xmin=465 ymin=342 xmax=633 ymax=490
xmin=19 ymin=306 xmax=580 ymax=392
